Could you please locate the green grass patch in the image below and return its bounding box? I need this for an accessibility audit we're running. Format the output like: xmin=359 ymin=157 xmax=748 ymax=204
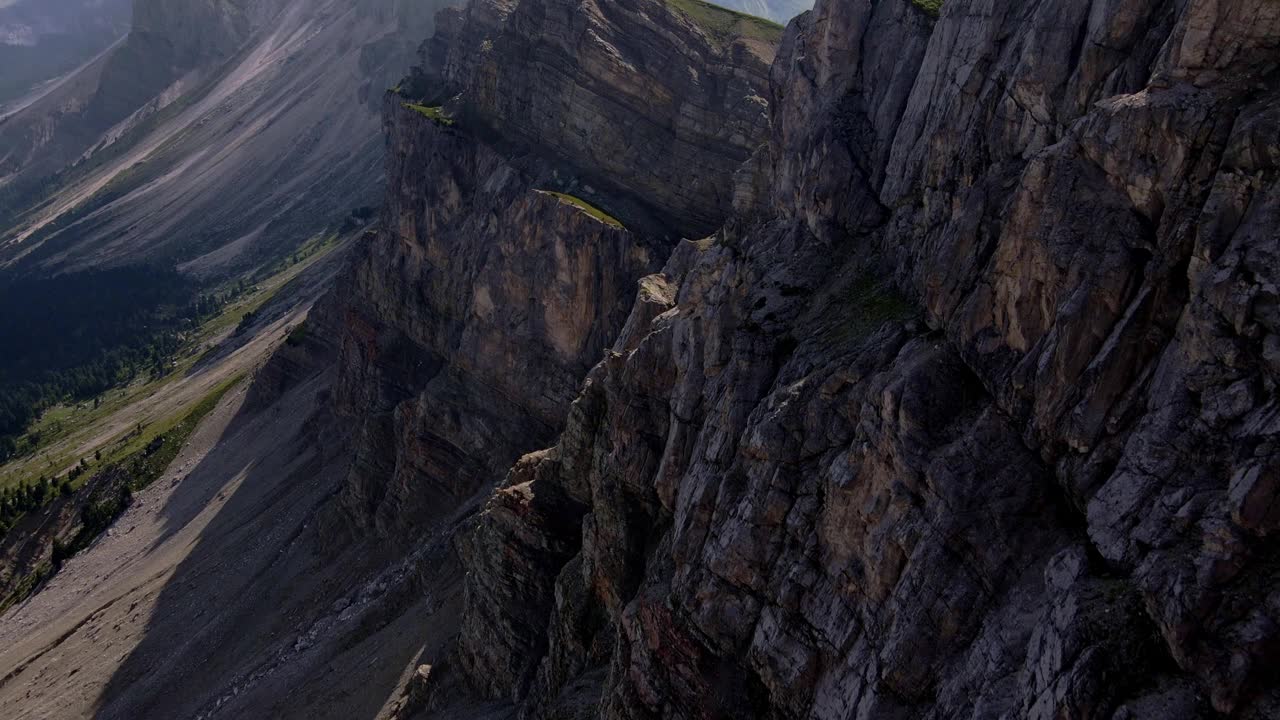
xmin=911 ymin=0 xmax=944 ymax=17
xmin=0 ymin=233 xmax=343 ymax=493
xmin=665 ymin=0 xmax=784 ymax=45
xmin=403 ymin=103 xmax=455 ymax=126
xmin=536 ymin=191 xmax=625 ymax=229
xmin=0 ymin=376 xmax=241 ymax=611
xmin=103 ymin=374 xmax=242 ymax=482
xmin=201 ymin=232 xmax=338 ymax=340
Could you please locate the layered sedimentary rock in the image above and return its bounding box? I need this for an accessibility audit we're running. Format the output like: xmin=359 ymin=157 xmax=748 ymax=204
xmin=416 ymin=0 xmax=1280 ymax=717
xmin=417 ymin=0 xmax=780 ymax=238
xmin=321 ymin=0 xmax=776 ymax=545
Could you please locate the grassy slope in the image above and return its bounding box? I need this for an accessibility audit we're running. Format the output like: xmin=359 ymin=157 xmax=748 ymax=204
xmin=0 ymin=232 xmax=341 ymax=492
xmin=403 ymin=103 xmax=455 ymax=126
xmin=665 ymin=0 xmax=784 ymax=45
xmin=911 ymin=0 xmax=944 ymax=17
xmin=0 ymin=375 xmax=242 ymax=614
xmin=536 ymin=190 xmax=626 ymax=229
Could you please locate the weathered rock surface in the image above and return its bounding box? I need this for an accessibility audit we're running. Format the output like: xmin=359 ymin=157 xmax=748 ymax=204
xmin=417 ymin=0 xmax=780 ymax=238
xmin=399 ymin=0 xmax=1280 ymax=717
xmin=1 ymin=0 xmax=1273 ymax=716
xmin=318 ymin=0 xmax=776 ymax=550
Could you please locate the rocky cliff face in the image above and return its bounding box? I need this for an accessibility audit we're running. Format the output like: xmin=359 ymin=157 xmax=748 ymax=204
xmin=319 ymin=0 xmax=776 ymax=546
xmin=416 ymin=0 xmax=780 ymax=238
xmin=366 ymin=0 xmax=1279 ymax=717
xmin=320 ymin=101 xmax=657 ymax=543
xmin=0 ymin=0 xmax=1270 ymax=716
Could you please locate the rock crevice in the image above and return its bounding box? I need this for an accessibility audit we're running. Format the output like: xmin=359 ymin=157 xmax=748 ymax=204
xmin=392 ymin=0 xmax=1280 ymax=717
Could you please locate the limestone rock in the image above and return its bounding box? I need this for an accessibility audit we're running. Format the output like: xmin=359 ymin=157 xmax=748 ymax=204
xmin=426 ymin=0 xmax=1280 ymax=717
xmin=314 ymin=0 xmax=1280 ymax=717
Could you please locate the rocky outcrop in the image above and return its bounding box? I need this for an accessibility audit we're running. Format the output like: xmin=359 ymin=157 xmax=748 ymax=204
xmin=320 ymin=101 xmax=654 ymax=541
xmin=318 ymin=0 xmax=776 ymax=547
xmin=416 ymin=0 xmax=780 ymax=238
xmin=424 ymin=0 xmax=1280 ymax=717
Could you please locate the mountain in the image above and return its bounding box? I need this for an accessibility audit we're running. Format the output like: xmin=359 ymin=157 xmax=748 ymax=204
xmin=0 ymin=0 xmax=1277 ymax=718
xmin=322 ymin=0 xmax=1280 ymax=714
xmin=718 ymin=0 xmax=810 ymax=22
xmin=0 ymin=0 xmax=447 ymax=278
xmin=0 ymin=0 xmax=455 ymax=496
xmin=0 ymin=0 xmax=132 ymax=109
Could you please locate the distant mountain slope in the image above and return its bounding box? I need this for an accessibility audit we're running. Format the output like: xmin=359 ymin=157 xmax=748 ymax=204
xmin=715 ymin=0 xmax=810 ymax=22
xmin=0 ymin=0 xmax=451 ymax=279
xmin=0 ymin=0 xmax=132 ymax=107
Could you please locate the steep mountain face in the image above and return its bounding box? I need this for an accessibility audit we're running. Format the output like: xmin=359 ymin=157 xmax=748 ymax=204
xmin=0 ymin=0 xmax=1275 ymax=717
xmin=0 ymin=0 xmax=447 ymax=277
xmin=333 ymin=0 xmax=1275 ymax=717
xmin=417 ymin=0 xmax=779 ymax=238
xmin=318 ymin=0 xmax=778 ymax=547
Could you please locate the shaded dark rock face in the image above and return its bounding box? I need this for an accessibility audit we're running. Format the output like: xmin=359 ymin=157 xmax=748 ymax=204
xmin=319 ymin=103 xmax=654 ymax=543
xmin=410 ymin=0 xmax=1280 ymax=718
xmin=418 ymin=0 xmax=779 ymax=239
xmin=317 ymin=0 xmax=776 ymax=549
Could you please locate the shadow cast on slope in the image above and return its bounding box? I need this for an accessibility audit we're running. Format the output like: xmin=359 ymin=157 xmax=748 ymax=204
xmin=88 ymin=362 xmax=450 ymax=720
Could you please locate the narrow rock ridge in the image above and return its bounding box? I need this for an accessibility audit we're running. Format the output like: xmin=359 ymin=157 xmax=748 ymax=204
xmin=387 ymin=0 xmax=1280 ymax=717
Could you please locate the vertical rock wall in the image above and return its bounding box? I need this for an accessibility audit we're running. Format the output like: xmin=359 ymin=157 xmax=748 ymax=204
xmin=432 ymin=0 xmax=1280 ymax=717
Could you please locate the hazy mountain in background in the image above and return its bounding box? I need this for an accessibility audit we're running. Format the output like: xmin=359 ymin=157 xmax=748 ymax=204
xmin=0 ymin=0 xmax=449 ymax=279
xmin=0 ymin=0 xmax=453 ymax=486
xmin=0 ymin=0 xmax=132 ymax=108
xmin=725 ymin=0 xmax=810 ymax=22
